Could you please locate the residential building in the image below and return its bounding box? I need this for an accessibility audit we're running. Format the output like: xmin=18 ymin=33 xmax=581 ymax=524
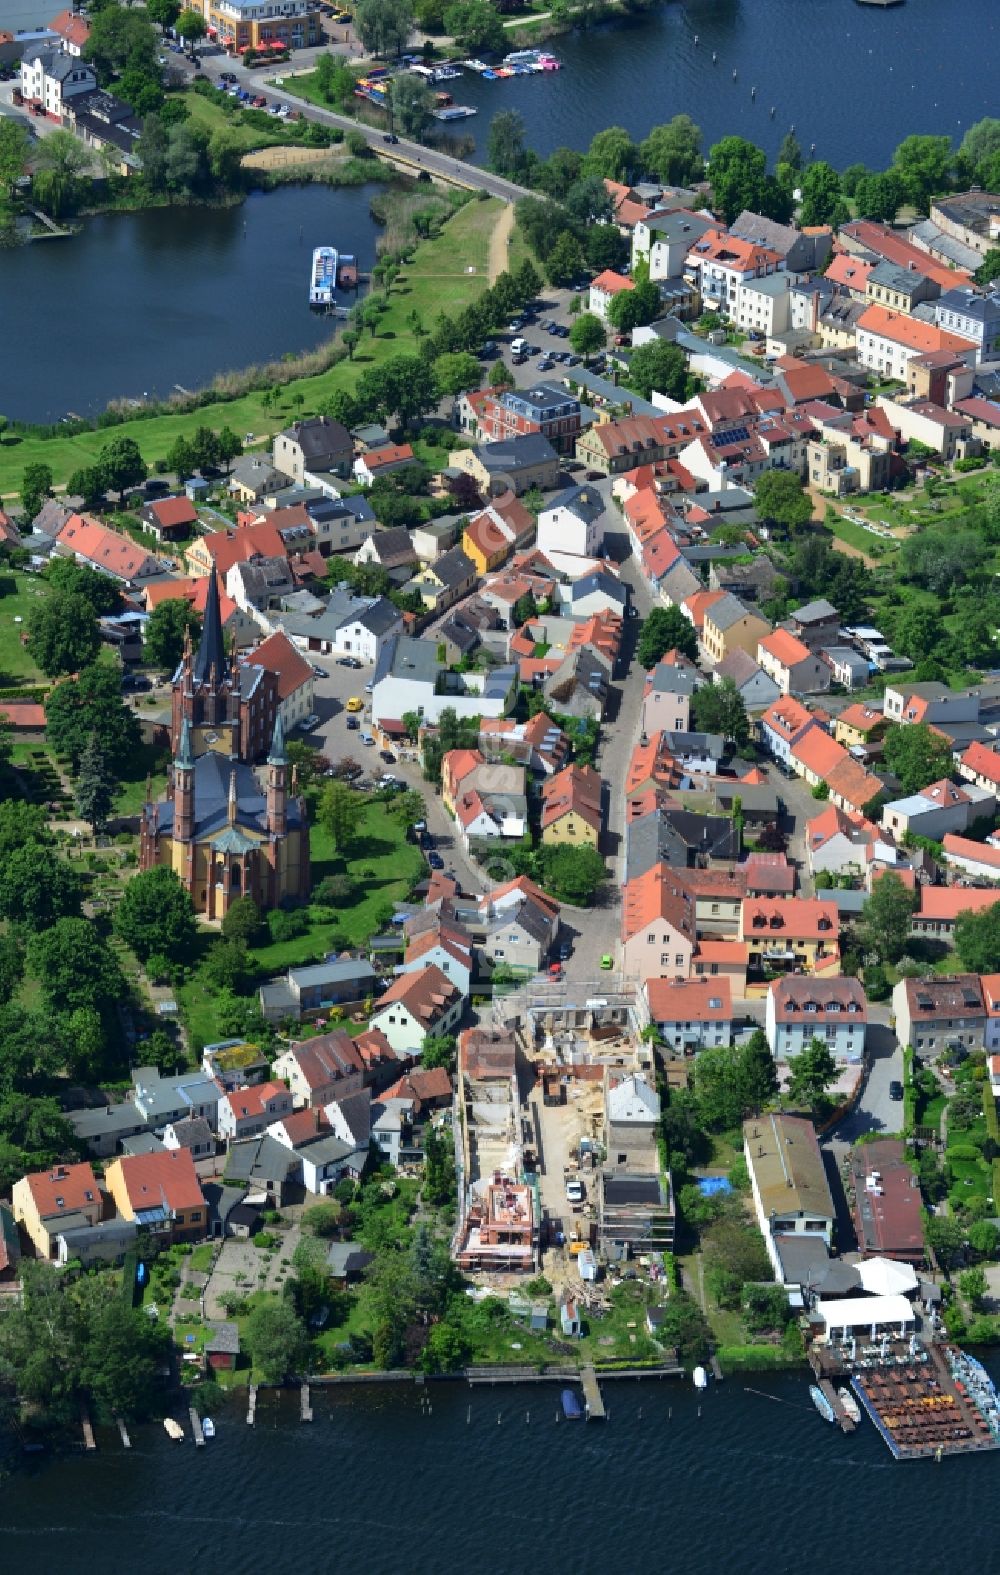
xmin=765 ymin=976 xmax=867 ymax=1063
xmin=824 ymin=646 xmax=871 ymax=691
xmin=56 ymin=513 xmax=160 ymax=586
xmin=589 ymin=268 xmax=635 ymax=320
xmin=865 ymin=259 xmax=940 ymax=315
xmin=621 ymin=864 xmax=696 ymax=985
xmin=729 ymin=211 xmax=830 ymax=273
xmin=371 ymin=634 xmax=516 ymax=728
xmin=758 ymin=694 xmax=818 ymax=769
xmin=12 ymin=1162 xmax=103 ymax=1259
xmin=641 ymin=659 xmax=700 ymax=735
xmin=743 ymin=1113 xmax=835 ymax=1284
xmin=632 ymin=207 xmax=715 ymax=281
xmin=891 ymin=974 xmax=986 ymax=1058
xmin=701 ymin=593 xmax=771 ymax=667
xmin=193 ymin=0 xmax=321 ymax=54
xmin=982 ymin=976 xmax=1000 ymax=1054
xmin=370 ymin=965 xmax=464 ymax=1055
xmin=140 ymin=495 xmax=198 ymax=542
xmin=448 ymin=434 xmax=560 ymax=497
xmin=686 ymin=229 xmax=784 ymax=318
xmin=163 ymin=1117 xmax=215 ymax=1162
xmin=855 ymin=304 xmax=976 ymax=382
xmin=877 ymin=397 xmax=975 ymax=462
xmin=884 ymin=680 xmax=980 ymax=728
xmin=933 ymin=287 xmax=1000 ymax=362
xmin=911 ymin=885 xmax=1000 ymax=944
xmin=273 ymin=416 xmax=352 ymax=483
xmin=20 ymin=41 xmax=95 ymax=116
xmin=713 ymin=648 xmax=781 ymax=713
xmin=353 ymin=443 xmax=416 ymax=487
xmin=536 ymin=485 xmax=606 ymax=562
xmin=740 ymin=897 xmax=840 ymax=977
xmin=734 ymin=273 xmax=793 ymax=339
xmin=48 ymin=9 xmax=90 ymax=54
xmin=272 ymin=1030 xmax=368 ymax=1109
xmin=880 ymin=778 xmax=989 ymax=842
xmin=104 ymin=1149 xmax=207 ymax=1242
xmin=598 ymin=1168 xmax=675 ymax=1261
xmin=132 ymin=1065 xmax=221 ymax=1133
xmin=757 ymin=628 xmax=831 ymax=696
xmin=927 ymin=192 xmax=1000 ymax=262
xmin=849 ymin=1140 xmax=925 ymax=1264
xmin=399 ymin=923 xmax=474 ymax=998
xmin=203 ymin=1040 xmax=272 ymax=1098
xmin=645 ymin=977 xmax=733 ymax=1053
xmin=958 ymin=739 xmax=1000 ymax=795
xmin=244 ymin=629 xmax=314 ymax=733
xmin=217 ymin=1081 xmax=294 ymax=1143
xmin=941 ymin=833 xmax=1000 ymax=883
xmin=259 ymin=956 xmax=378 ymax=1023
xmin=806 ymin=803 xmax=878 ymax=880
xmin=455 ymin=383 xmax=582 ymax=456
xmin=835 ymin=704 xmax=888 ymax=750
xmin=575 ymin=409 xmax=708 ymax=477
xmin=788 ymin=598 xmax=841 ymax=650
xmin=355 ymin=526 xmax=417 ymax=575
xmin=789 ymin=725 xmax=850 ymax=791
xmin=539 ymin=763 xmax=603 ymax=847
xmin=267 ymin=1109 xmax=367 ymax=1196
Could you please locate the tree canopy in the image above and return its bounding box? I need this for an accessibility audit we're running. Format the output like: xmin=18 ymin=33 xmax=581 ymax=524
xmin=954 ymin=900 xmax=1000 ymax=975
xmin=881 ymin=722 xmax=954 ymax=794
xmin=113 ymin=867 xmax=197 ymax=963
xmin=860 ymin=872 xmax=918 ymax=965
xmin=637 ymin=605 xmax=698 ymax=668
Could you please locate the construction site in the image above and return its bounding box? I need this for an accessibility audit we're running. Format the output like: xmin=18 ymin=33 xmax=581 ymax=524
xmin=451 ymin=981 xmax=674 ymax=1308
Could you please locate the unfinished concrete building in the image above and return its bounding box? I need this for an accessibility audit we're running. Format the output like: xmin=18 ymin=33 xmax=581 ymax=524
xmin=453 ymin=1030 xmax=537 ymax=1274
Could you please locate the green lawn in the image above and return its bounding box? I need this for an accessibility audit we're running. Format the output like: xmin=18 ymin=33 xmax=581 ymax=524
xmin=183 ymin=85 xmax=325 ymax=154
xmin=0 ymin=570 xmax=48 ymax=685
xmin=113 ymin=743 xmax=171 ymax=816
xmin=0 ymin=198 xmax=503 ymax=499
xmin=826 ymin=512 xmax=898 ymax=561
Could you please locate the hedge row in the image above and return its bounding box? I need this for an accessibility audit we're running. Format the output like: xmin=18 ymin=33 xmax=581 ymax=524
xmin=984 ymin=1082 xmax=999 ymax=1143
xmin=902 ymin=1045 xmax=916 ymax=1138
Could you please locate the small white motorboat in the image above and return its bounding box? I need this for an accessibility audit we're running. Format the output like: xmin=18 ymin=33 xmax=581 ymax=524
xmin=693 ymin=1366 xmax=708 ymax=1391
xmin=163 ymin=1418 xmax=184 ymax=1442
xmin=838 ymin=1388 xmax=862 ymax=1425
xmin=201 ymin=1417 xmax=216 ymax=1440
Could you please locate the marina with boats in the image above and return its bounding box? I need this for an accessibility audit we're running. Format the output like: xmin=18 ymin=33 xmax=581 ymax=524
xmin=353 ymin=50 xmax=561 ymax=112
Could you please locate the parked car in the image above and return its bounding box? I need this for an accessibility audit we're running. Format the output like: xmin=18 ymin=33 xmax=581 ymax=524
xmin=890 ymin=1079 xmax=904 ymax=1102
xmin=346 ymin=716 xmax=359 ymax=730
xmin=428 ymin=851 xmax=444 ymax=869
xmin=299 ymin=713 xmax=321 ymax=732
xmin=339 ymin=655 xmax=361 ymax=669
xmin=565 ymin=1178 xmax=585 ymax=1203
xmin=379 ymin=749 xmax=396 ymax=763
xmin=220 ymin=70 xmax=238 ymax=82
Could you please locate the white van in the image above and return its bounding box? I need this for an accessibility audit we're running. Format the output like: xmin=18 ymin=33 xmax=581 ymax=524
xmin=510 ymin=336 xmax=526 ymax=356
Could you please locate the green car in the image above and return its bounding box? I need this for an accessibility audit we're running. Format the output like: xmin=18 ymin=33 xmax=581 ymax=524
xmin=600 ymin=954 xmax=613 ymax=970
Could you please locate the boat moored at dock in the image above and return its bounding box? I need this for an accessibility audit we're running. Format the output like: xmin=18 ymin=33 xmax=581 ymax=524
xmin=809 ymin=1384 xmax=836 ymax=1424
xmin=561 ymin=1389 xmax=583 ymax=1419
xmin=309 ymin=246 xmax=338 ymax=308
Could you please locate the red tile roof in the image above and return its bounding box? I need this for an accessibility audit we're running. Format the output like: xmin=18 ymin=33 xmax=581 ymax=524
xmin=742 ymin=896 xmax=839 ymax=941
xmin=961 ymin=740 xmax=1000 ymax=786
xmin=646 ymin=976 xmax=732 ymax=1022
xmin=57 ymin=514 xmax=158 ymax=580
xmin=21 ymin=1161 xmax=100 ymax=1220
xmin=621 ymin=864 xmax=696 ymax=944
xmin=374 ymin=964 xmax=461 ymax=1027
xmin=942 ymin=833 xmax=1000 ymax=871
xmin=116 ymin=1148 xmax=205 ymax=1213
xmin=49 ymin=8 xmax=91 ymax=47
xmin=841 ymin=221 xmax=973 ymax=290
xmin=591 ymin=269 xmax=635 ymax=296
xmin=857 ymin=304 xmax=976 ymax=356
xmin=245 ymin=630 xmax=314 ymax=700
xmin=792 ymin=727 xmax=847 ymax=779
xmin=917 ymin=886 xmax=1000 ymax=923
xmin=146 ymin=495 xmax=198 ymax=529
xmin=759 ymin=627 xmax=812 ymax=670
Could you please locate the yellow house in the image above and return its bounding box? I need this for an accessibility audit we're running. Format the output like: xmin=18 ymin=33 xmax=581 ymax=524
xmin=834 ymin=703 xmax=889 ymax=750
xmin=409 ymin=546 xmax=477 ymax=614
xmin=540 ymin=763 xmax=603 ymax=848
xmin=740 ymin=897 xmax=841 ymax=976
xmin=701 ymin=593 xmax=771 ymax=666
xmin=12 ymin=1161 xmax=103 ymax=1258
xmin=462 ymin=510 xmax=513 ymax=575
xmin=105 ymin=1149 xmax=208 ymax=1243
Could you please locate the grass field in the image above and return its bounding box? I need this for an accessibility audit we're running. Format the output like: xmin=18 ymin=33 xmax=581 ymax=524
xmin=0 ymin=198 xmax=503 ymax=499
xmin=183 ymin=87 xmax=323 ymax=154
xmin=0 ymin=571 xmax=47 ymax=685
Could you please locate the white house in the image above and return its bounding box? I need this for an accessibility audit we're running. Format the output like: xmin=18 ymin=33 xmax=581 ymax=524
xmin=855 ymin=304 xmax=977 ymax=383
xmin=644 ymin=977 xmax=733 ymax=1053
xmin=536 ymin=484 xmax=606 ymax=562
xmin=369 ymin=964 xmax=464 ymax=1056
xmin=632 ymin=208 xmax=715 ymax=282
xmin=765 ymin=976 xmax=868 ymax=1063
xmin=20 ymin=44 xmax=96 ymax=118
xmin=757 ymin=628 xmax=831 ymax=697
xmin=588 ymin=269 xmax=634 ymax=321
xmin=733 ymin=274 xmax=793 ymax=340
xmin=744 ymin=1112 xmax=835 ymax=1284
xmin=372 ymin=634 xmax=516 ymax=728
xmin=217 ymin=1081 xmax=294 ymax=1143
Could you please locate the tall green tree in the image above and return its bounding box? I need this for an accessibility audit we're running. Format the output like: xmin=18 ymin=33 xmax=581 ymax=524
xmin=96 ymin=435 xmax=147 ymax=495
xmin=32 ymin=130 xmax=92 ymax=221
xmin=581 ymin=126 xmax=640 ymax=184
xmin=176 ymin=7 xmax=207 ymax=43
xmin=29 ymin=917 xmax=127 ymax=1019
xmin=786 ymin=1038 xmax=837 ymax=1116
xmin=46 ymin=557 xmax=122 ymax=616
xmin=881 ymin=722 xmax=954 ymax=794
xmin=607 ymin=277 xmax=660 ymax=333
xmin=860 ymin=872 xmax=918 ymax=965
xmin=353 ymin=0 xmax=413 ymax=53
xmin=0 ymin=845 xmax=81 ymax=932
xmin=20 ymin=462 xmax=53 ymax=523
xmin=144 ymin=597 xmax=202 ymax=671
xmin=892 ymin=133 xmax=954 ymax=214
xmin=244 ymin=1299 xmax=308 ymax=1381
xmin=691 ymin=678 xmax=750 ymax=749
xmin=625 ymin=339 xmax=689 ymax=403
xmin=28 ymin=590 xmax=101 ymax=679
xmin=568 ymin=312 xmax=606 ymax=362
xmin=0 ymin=119 xmax=29 ymax=201
xmin=798 ymin=161 xmax=849 ymax=228
xmin=74 ymin=732 xmax=117 ymax=834
xmin=488 ymin=109 xmax=527 ymax=178
xmin=114 ymin=867 xmax=196 ymax=962
xmin=637 ymin=605 xmax=698 ymax=667
xmin=639 ymin=116 xmax=702 ymax=185
xmin=752 ymin=470 xmax=812 ymax=534
xmin=707 ymin=136 xmax=791 ymax=226
xmin=45 ymin=661 xmax=142 ymax=772
xmin=391 ymin=72 xmax=435 ymax=139
xmin=319 ymin=780 xmax=359 ymax=851
xmin=954 ymin=901 xmax=1000 ymax=975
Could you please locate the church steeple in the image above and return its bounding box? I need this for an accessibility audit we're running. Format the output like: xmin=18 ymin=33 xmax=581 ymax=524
xmin=173 ymin=717 xmax=195 ymax=842
xmin=266 ymin=713 xmax=288 ymax=838
xmin=193 ymin=572 xmax=225 ymax=687
xmin=267 ymin=710 xmax=287 ymax=766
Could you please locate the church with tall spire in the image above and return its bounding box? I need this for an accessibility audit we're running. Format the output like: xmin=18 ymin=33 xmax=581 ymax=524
xmin=139 ymin=575 xmax=310 ymax=921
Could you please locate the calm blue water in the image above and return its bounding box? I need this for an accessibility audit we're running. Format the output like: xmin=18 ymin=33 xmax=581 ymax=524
xmin=2 ymin=1363 xmax=999 ymax=1574
xmin=458 ymin=0 xmax=998 ymax=171
xmin=0 ymin=184 xmax=381 ymax=423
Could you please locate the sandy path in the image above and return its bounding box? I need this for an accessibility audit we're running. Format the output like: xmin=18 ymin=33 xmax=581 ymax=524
xmin=241 ymin=146 xmax=343 ymax=170
xmin=488 ymin=202 xmax=515 ymax=283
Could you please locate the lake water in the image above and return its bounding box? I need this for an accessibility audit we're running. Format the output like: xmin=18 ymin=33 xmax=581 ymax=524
xmin=3 ymin=1361 xmax=999 ymax=1574
xmin=0 ymin=183 xmax=381 ymax=424
xmin=458 ymin=0 xmax=999 ymax=171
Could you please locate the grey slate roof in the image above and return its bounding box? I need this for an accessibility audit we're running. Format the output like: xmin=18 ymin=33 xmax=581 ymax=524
xmin=431 ymin=546 xmax=475 ymax=590
xmin=705 ymin=592 xmax=754 ymax=633
xmin=792 ymin=598 xmax=838 ymax=625
xmin=224 ymin=1134 xmax=300 ymax=1187
xmin=476 ymin=434 xmax=558 ymax=471
xmin=649 ymin=662 xmax=698 ymax=697
xmin=626 ymin=806 xmax=739 ymax=881
xmin=70 ymin=1099 xmax=146 ymax=1142
xmin=545 ymin=483 xmax=605 ymax=524
xmin=205 ymin=1321 xmax=241 ymax=1355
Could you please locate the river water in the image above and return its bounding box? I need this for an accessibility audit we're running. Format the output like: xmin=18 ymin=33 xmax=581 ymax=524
xmin=0 ymin=183 xmax=380 ymax=424
xmin=2 ymin=1361 xmax=998 ymax=1574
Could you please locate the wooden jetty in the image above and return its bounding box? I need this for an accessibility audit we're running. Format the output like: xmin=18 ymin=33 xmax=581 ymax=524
xmin=116 ymin=1417 xmax=131 ymax=1449
xmin=820 ymin=1379 xmax=856 ymax=1434
xmin=80 ymin=1406 xmax=96 ymax=1451
xmin=247 ymin=1385 xmax=257 ymax=1426
xmin=710 ymin=1355 xmax=724 ymax=1383
xmin=190 ymin=1406 xmax=205 ymax=1447
xmin=580 ymin=1365 xmax=606 ymax=1421
xmin=300 ymin=1382 xmax=313 ymax=1422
